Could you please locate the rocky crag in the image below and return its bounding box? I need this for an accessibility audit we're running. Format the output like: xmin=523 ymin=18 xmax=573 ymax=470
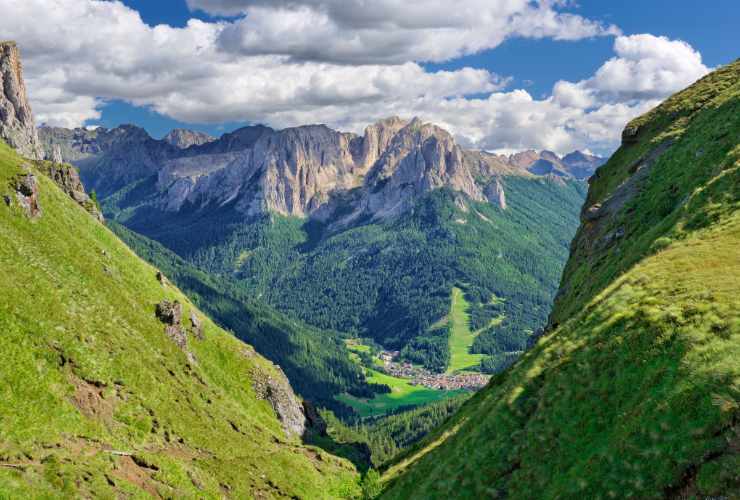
xmin=163 ymin=128 xmax=215 ymax=149
xmin=0 ymin=41 xmax=42 ymax=160
xmin=1 ymin=42 xmax=102 ymax=221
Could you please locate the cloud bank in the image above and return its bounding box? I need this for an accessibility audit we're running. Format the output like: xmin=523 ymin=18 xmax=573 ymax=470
xmin=0 ymin=0 xmax=709 ymax=154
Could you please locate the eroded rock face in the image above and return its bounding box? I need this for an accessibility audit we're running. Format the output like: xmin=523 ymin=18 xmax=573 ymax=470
xmin=486 ymin=178 xmax=507 ymax=210
xmin=155 ymin=300 xmax=191 ymax=353
xmin=189 ymin=311 xmax=204 ymax=340
xmin=156 ymin=300 xmax=182 ymax=326
xmin=0 ymin=42 xmax=42 ymax=159
xmin=356 ymin=118 xmax=485 ymax=220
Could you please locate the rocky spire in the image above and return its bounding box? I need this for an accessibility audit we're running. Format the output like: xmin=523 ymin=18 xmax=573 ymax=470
xmin=487 ymin=178 xmax=507 ymax=210
xmin=0 ymin=41 xmax=42 ymax=159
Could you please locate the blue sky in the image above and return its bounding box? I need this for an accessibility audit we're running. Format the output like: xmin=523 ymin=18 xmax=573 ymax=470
xmin=2 ymin=0 xmax=737 ymax=154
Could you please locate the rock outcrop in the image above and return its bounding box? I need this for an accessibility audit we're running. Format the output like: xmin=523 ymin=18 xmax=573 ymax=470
xmin=486 ymin=178 xmax=507 ymax=210
xmin=40 ymin=161 xmax=104 ymax=222
xmin=252 ymin=364 xmax=308 ymax=438
xmin=189 ymin=311 xmax=204 ymax=340
xmin=0 ymin=42 xmax=42 ymax=159
xmin=155 ymin=300 xmax=189 ymax=352
xmin=10 ymin=167 xmax=41 ymax=218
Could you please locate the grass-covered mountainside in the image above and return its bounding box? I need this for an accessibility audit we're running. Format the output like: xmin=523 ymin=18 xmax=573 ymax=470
xmin=114 ymin=176 xmax=585 ymax=374
xmin=107 ymin=221 xmax=370 ymax=414
xmin=381 ymin=60 xmax=740 ymax=498
xmin=0 ymin=141 xmax=360 ymax=497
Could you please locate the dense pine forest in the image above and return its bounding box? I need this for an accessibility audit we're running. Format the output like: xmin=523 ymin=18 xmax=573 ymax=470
xmin=115 ymin=178 xmax=586 ymax=373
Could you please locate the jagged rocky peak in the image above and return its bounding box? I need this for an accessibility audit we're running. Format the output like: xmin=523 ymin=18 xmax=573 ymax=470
xmin=361 ymin=117 xmax=485 ymax=218
xmin=508 ymin=149 xmax=540 ymax=169
xmin=0 ymin=41 xmax=42 ymax=159
xmin=163 ymin=128 xmax=214 ymax=149
xmin=356 ymin=116 xmax=409 ymax=170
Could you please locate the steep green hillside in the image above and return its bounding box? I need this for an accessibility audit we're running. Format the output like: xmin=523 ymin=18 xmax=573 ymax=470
xmin=382 ymin=61 xmax=740 ymax=498
xmin=0 ymin=142 xmax=360 ymax=497
xmin=107 ymin=221 xmax=370 ymax=415
xmin=117 ymin=177 xmax=585 ymax=373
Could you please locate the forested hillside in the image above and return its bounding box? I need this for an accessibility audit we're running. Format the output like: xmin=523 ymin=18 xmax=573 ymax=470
xmin=43 ymin=116 xmax=589 ymax=376
xmin=118 ymin=176 xmax=585 ymax=373
xmin=382 ymin=60 xmax=740 ymax=499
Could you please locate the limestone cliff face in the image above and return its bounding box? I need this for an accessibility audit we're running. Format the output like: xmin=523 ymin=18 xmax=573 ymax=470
xmin=355 ymin=118 xmax=485 ymax=220
xmin=354 ymin=116 xmax=408 ymax=172
xmin=42 ymin=116 xmax=601 ymax=223
xmin=154 ymin=118 xmax=488 ymax=219
xmin=0 ymin=42 xmax=42 ymax=159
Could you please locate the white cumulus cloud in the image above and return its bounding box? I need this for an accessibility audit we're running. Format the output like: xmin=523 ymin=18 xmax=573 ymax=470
xmin=0 ymin=1 xmax=711 ymax=155
xmin=204 ymin=0 xmax=620 ymax=64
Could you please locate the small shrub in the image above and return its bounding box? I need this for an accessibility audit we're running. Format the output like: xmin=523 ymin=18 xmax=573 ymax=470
xmin=650 ymin=237 xmax=672 ymax=253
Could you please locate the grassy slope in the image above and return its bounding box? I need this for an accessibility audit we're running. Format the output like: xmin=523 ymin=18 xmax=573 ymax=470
xmin=106 ymin=220 xmax=368 ymax=414
xmin=446 ymin=287 xmax=485 ymax=373
xmin=381 ymin=61 xmax=740 ymax=498
xmin=0 ymin=142 xmax=359 ymax=498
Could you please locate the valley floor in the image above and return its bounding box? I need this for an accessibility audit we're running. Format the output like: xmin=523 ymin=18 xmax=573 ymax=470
xmin=338 ymin=338 xmax=483 ymax=418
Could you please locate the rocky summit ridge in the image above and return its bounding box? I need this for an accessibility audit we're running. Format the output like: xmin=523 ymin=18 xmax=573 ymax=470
xmin=39 ymin=117 xmax=603 ymax=224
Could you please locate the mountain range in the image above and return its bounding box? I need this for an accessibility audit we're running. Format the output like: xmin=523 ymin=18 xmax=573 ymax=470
xmin=38 ymin=116 xmax=598 ymax=403
xmin=38 ymin=118 xmax=603 ymax=221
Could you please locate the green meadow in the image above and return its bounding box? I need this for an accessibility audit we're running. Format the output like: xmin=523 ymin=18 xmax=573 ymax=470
xmin=339 ymin=339 xmax=464 ymax=418
xmin=337 ymin=367 xmax=463 ymax=419
xmin=446 ymin=287 xmax=486 ymax=373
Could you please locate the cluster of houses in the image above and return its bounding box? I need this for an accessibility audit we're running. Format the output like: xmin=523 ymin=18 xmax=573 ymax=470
xmin=378 ymin=351 xmax=490 ymax=391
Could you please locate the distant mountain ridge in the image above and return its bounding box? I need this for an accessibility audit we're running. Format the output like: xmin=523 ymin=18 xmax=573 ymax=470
xmin=38 ymin=119 xmax=603 ymax=224
xmin=162 ymin=128 xmax=214 ymax=149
